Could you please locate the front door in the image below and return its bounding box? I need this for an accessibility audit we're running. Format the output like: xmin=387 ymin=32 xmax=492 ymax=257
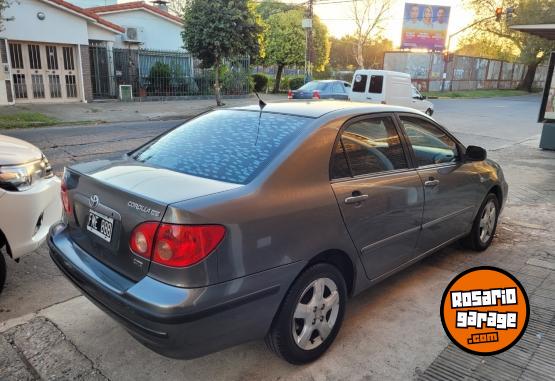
xmin=331 ymin=114 xmax=424 ymax=280
xmin=8 ymin=42 xmax=81 ymax=103
xmin=398 ymin=114 xmax=480 ymax=254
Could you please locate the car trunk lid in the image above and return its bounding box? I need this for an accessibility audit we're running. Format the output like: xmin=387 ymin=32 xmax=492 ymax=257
xmin=64 ymin=159 xmax=241 ymax=282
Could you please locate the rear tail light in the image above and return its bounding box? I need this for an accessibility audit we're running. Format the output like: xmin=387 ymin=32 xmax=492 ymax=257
xmin=61 ymin=175 xmax=72 ymax=215
xmin=288 ymin=90 xmax=293 ymax=99
xmin=130 ymin=222 xmax=158 ymax=258
xmin=312 ymin=90 xmax=320 ymax=99
xmin=129 ymin=223 xmax=225 ymax=267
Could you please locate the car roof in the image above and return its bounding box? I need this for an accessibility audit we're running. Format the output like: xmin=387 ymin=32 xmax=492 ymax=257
xmin=354 ymin=69 xmax=411 ymax=78
xmin=231 ymin=101 xmax=425 ymax=119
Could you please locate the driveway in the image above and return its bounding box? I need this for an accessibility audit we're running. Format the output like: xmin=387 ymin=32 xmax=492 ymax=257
xmin=1 ymin=95 xmax=554 ymax=381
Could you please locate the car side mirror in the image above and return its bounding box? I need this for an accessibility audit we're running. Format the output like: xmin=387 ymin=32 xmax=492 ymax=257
xmin=421 ymin=95 xmax=427 ymax=100
xmin=465 ymin=145 xmax=487 ymax=161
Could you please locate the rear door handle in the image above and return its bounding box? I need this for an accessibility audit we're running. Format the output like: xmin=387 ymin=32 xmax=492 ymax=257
xmin=424 ymin=180 xmax=440 ymax=187
xmin=344 ymin=195 xmax=369 ymax=204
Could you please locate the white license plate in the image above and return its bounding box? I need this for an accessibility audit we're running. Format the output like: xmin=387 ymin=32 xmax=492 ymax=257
xmin=86 ymin=209 xmax=114 ymax=242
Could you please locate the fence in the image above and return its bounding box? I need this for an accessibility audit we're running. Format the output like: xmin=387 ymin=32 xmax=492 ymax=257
xmin=89 ymin=45 xmax=251 ymax=99
xmin=383 ymin=51 xmax=547 ymax=92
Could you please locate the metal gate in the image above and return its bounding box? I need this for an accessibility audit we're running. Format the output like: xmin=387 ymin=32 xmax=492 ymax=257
xmin=89 ymin=44 xmax=140 ymax=99
xmin=89 ymin=46 xmax=249 ymax=99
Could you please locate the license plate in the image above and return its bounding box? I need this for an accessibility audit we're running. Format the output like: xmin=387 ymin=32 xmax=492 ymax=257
xmin=86 ymin=209 xmax=114 ymax=242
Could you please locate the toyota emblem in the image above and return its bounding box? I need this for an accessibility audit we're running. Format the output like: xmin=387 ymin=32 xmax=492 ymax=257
xmin=89 ymin=194 xmax=99 ymax=208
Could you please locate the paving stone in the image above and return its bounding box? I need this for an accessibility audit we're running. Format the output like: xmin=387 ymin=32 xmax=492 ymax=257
xmin=0 ymin=334 xmax=35 ymax=381
xmin=518 ymin=264 xmax=553 ymax=279
xmin=5 ymin=317 xmax=107 ymax=381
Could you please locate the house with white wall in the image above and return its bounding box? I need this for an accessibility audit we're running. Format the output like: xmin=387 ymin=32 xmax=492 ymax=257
xmin=86 ymin=1 xmax=184 ymax=51
xmin=0 ymin=0 xmax=124 ymax=105
xmin=0 ymin=0 xmax=186 ymax=105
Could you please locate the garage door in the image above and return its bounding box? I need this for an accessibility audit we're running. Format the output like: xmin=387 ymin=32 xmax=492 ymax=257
xmin=8 ymin=42 xmax=82 ymax=103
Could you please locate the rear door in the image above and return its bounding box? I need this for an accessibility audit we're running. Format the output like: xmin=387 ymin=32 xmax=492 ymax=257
xmin=397 ymin=114 xmax=480 ymax=254
xmin=331 ymin=113 xmax=424 ymax=280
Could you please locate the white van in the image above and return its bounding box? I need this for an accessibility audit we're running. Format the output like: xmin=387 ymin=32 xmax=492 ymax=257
xmin=350 ymin=70 xmax=434 ymax=115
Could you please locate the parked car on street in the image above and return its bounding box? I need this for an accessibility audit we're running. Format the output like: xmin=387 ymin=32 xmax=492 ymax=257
xmin=0 ymin=135 xmax=62 ymax=294
xmin=288 ymin=80 xmax=351 ymax=100
xmin=49 ymin=102 xmax=507 ymax=364
xmin=350 ymin=69 xmax=435 ymax=115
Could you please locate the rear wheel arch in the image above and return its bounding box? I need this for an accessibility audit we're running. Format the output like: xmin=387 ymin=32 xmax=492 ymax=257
xmin=306 ymin=249 xmax=355 ymax=296
xmin=268 ymin=249 xmax=355 ymax=334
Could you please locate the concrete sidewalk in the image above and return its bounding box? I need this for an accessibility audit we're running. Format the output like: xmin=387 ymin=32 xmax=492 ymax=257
xmin=0 ymin=94 xmax=286 ymax=124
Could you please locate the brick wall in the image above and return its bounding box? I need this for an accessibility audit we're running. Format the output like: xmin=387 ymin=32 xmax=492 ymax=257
xmin=79 ymin=45 xmax=93 ymax=102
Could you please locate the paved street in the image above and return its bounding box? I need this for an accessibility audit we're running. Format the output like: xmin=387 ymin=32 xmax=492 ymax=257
xmin=1 ymin=95 xmax=554 ymax=380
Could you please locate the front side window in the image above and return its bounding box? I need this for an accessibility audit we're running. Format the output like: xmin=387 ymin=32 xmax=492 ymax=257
xmin=132 ymin=110 xmax=309 ymax=184
xmin=400 ymin=116 xmax=459 ymax=166
xmin=352 ymin=74 xmax=367 ymax=93
xmin=412 ymin=86 xmax=422 ymax=99
xmin=332 ymin=116 xmax=408 ymax=179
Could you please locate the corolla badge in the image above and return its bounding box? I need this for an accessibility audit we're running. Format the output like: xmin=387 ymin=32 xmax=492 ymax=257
xmin=128 ymin=201 xmax=161 ymax=217
xmin=89 ymin=194 xmax=99 ymax=208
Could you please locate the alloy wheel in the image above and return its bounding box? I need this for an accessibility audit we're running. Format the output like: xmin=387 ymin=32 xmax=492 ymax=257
xmin=292 ymin=277 xmax=340 ymax=351
xmin=479 ymin=200 xmax=497 ymax=244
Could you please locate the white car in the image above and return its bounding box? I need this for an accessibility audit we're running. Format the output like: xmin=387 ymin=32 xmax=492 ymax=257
xmin=0 ymin=135 xmax=62 ymax=293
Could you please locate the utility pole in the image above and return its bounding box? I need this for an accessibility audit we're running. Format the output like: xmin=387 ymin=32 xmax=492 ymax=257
xmin=303 ymin=0 xmax=314 ymax=83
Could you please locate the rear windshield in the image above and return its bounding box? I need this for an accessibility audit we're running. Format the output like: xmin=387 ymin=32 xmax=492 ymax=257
xmin=131 ymin=110 xmax=310 ymax=184
xmin=298 ymin=81 xmax=328 ymax=92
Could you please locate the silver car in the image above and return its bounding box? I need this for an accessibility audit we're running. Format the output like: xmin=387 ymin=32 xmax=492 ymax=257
xmin=49 ymin=102 xmax=507 ymax=364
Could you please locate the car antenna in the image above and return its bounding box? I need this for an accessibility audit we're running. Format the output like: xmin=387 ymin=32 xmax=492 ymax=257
xmin=254 ymin=92 xmax=267 ymax=146
xmin=254 ymin=91 xmax=267 ymax=111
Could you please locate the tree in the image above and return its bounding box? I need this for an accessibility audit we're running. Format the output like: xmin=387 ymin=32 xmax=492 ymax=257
xmin=351 ymin=0 xmax=391 ymax=68
xmin=182 ymin=0 xmax=263 ymax=106
xmin=456 ymin=32 xmax=519 ymax=61
xmin=464 ymin=0 xmax=555 ymax=91
xmin=329 ymin=35 xmax=393 ymax=70
xmin=0 ymin=0 xmax=12 ymax=31
xmin=256 ymin=0 xmax=301 ymax=20
xmin=167 ymin=0 xmax=188 ymax=16
xmin=265 ymin=9 xmax=330 ymax=92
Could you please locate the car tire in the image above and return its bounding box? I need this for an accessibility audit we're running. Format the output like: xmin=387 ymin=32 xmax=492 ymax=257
xmin=462 ymin=193 xmax=500 ymax=251
xmin=265 ymin=263 xmax=347 ymax=365
xmin=0 ymin=252 xmax=6 ymax=295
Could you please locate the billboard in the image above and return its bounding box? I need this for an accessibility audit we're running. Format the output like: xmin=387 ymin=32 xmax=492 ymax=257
xmin=401 ymin=3 xmax=450 ymax=51
xmin=539 ymin=52 xmax=555 ymax=123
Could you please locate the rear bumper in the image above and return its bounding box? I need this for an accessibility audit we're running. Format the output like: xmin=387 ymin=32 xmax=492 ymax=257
xmin=48 ymin=224 xmax=304 ymax=359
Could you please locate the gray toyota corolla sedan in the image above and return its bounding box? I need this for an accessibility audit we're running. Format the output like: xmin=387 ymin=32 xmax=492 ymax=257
xmin=49 ymin=101 xmax=508 ymax=364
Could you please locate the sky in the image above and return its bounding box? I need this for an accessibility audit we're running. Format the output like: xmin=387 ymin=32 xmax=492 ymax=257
xmin=288 ymin=0 xmax=475 ymax=50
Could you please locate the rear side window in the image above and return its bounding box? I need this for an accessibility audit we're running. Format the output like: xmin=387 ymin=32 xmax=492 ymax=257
xmin=332 ymin=83 xmax=344 ymax=93
xmin=352 ymin=74 xmax=367 ymax=92
xmin=132 ymin=110 xmax=309 ymax=184
xmin=332 ymin=116 xmax=408 ymax=178
xmin=369 ymin=75 xmax=384 ymax=94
